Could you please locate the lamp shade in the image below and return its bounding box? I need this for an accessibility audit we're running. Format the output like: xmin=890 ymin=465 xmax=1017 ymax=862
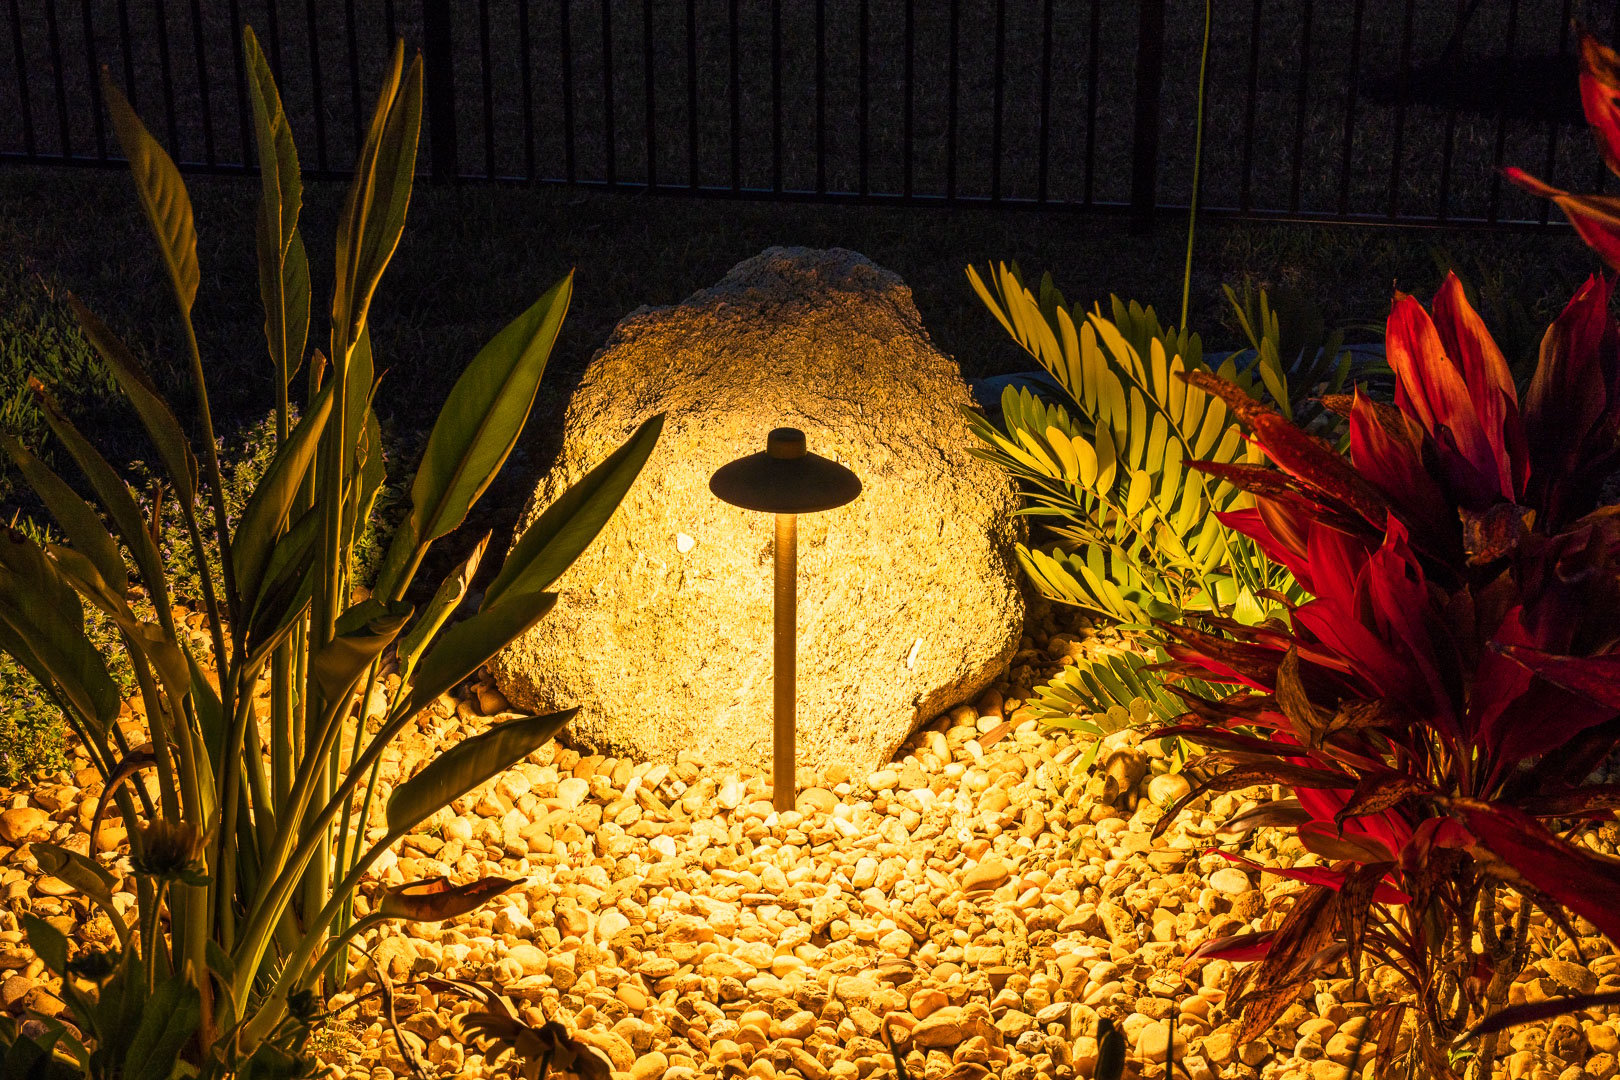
xmin=710 ymin=427 xmax=862 ymax=514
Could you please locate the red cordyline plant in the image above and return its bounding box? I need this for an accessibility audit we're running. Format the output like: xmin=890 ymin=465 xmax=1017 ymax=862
xmin=1146 ymin=31 xmax=1620 ymax=1080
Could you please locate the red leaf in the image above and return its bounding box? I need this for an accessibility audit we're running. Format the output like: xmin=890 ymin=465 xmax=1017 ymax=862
xmin=1182 ymin=930 xmax=1277 ymax=972
xmin=1504 ymin=167 xmax=1620 ymax=271
xmin=1492 ymin=644 xmax=1620 ymax=709
xmin=1386 ymin=291 xmax=1508 ymax=506
xmin=1581 ymin=29 xmax=1620 ymax=178
xmin=1347 ymin=390 xmax=1454 ymax=552
xmin=1523 ymin=273 xmax=1620 ymax=527
xmin=1180 ymin=370 xmax=1392 ymax=528
xmin=1431 ymin=272 xmax=1526 ymax=496
xmin=1451 ymin=799 xmax=1620 ymax=944
xmin=1212 ymin=851 xmax=1411 ymax=905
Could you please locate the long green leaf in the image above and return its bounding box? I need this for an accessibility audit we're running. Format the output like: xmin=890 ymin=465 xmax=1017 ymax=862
xmin=34 ymin=384 xmax=173 ymax=619
xmin=385 ymin=710 xmax=572 ymax=838
xmin=102 ymin=74 xmax=198 ymax=318
xmin=397 ymin=534 xmax=488 ymax=681
xmin=69 ymin=299 xmax=199 ymax=505
xmin=404 ymin=590 xmax=557 ymax=717
xmin=403 ymin=274 xmax=574 ymax=552
xmin=309 ymin=602 xmax=410 ymax=705
xmin=33 ymin=843 xmax=127 ymax=946
xmin=332 ymin=44 xmax=421 ymax=353
xmin=483 ymin=412 xmax=662 ymax=608
xmin=245 ymin=25 xmax=309 ymax=387
xmin=123 ymin=977 xmax=201 ymax=1080
xmin=232 ymin=377 xmax=335 ymax=613
xmin=21 ymin=915 xmax=68 ymax=978
xmin=0 ymin=438 xmax=128 ymax=595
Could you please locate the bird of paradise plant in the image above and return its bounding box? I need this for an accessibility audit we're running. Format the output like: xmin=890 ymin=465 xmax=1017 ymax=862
xmin=0 ymin=28 xmax=661 ymax=1078
xmin=1152 ymin=237 xmax=1620 ymax=1077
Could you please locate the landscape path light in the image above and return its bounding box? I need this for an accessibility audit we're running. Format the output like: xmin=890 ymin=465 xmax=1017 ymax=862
xmin=710 ymin=427 xmax=862 ymax=812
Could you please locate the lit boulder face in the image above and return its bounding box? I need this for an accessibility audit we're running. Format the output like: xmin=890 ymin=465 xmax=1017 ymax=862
xmin=493 ymin=246 xmax=1025 ymax=777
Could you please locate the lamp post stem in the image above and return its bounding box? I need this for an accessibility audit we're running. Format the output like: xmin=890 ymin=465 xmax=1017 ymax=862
xmin=773 ymin=512 xmax=798 ymax=812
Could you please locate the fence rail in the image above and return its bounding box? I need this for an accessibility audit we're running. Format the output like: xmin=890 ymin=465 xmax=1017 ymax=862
xmin=2 ymin=1 xmax=1614 ymax=230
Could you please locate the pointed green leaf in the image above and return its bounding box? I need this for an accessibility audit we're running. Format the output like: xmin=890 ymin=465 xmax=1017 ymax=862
xmin=386 ymin=710 xmax=573 ymax=837
xmin=405 ymin=590 xmax=557 ymax=717
xmin=69 ymin=298 xmax=199 ymax=504
xmin=310 ymin=601 xmax=411 ymax=705
xmin=409 ymin=273 xmax=574 ymax=547
xmin=33 ymin=843 xmax=126 ymax=945
xmin=123 ymin=976 xmax=202 ymax=1080
xmin=0 ymin=438 xmax=128 ymax=595
xmin=483 ymin=412 xmax=662 ymax=609
xmin=102 ymin=73 xmax=198 ymax=317
xmin=333 ymin=44 xmax=422 ymax=351
xmin=232 ymin=377 xmax=335 ymax=613
xmin=21 ymin=915 xmax=68 ymax=977
xmin=398 ymin=533 xmax=488 ymax=681
xmin=33 ymin=384 xmax=172 ymax=617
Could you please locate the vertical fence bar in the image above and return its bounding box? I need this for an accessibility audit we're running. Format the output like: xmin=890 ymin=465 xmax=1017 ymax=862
xmin=84 ymin=0 xmax=109 ymax=159
xmin=602 ymin=0 xmax=615 ymax=187
xmin=305 ymin=0 xmax=327 ymax=171
xmin=1387 ymin=0 xmax=1413 ymax=218
xmin=772 ymin=0 xmax=782 ymax=193
xmin=858 ymin=0 xmax=868 ymax=196
xmin=228 ymin=0 xmax=248 ymax=165
xmin=560 ymin=0 xmax=575 ymax=182
xmin=44 ymin=0 xmax=71 ymax=157
xmin=902 ymin=0 xmax=913 ymax=200
xmin=1336 ymin=0 xmax=1364 ymax=217
xmin=946 ymin=0 xmax=958 ymax=200
xmin=8 ymin=0 xmax=34 ymax=158
xmin=728 ymin=0 xmax=739 ymax=192
xmin=520 ymin=0 xmax=534 ymax=180
xmin=991 ymin=0 xmax=1005 ymax=202
xmin=1130 ymin=0 xmax=1166 ymax=232
xmin=815 ymin=0 xmax=826 ymax=194
xmin=1037 ymin=0 xmax=1053 ymax=204
xmin=643 ymin=0 xmax=655 ymax=190
xmin=264 ymin=0 xmax=283 ymax=81
xmin=1541 ymin=0 xmax=1576 ymax=224
xmin=1287 ymin=0 xmax=1313 ymax=214
xmin=684 ymin=0 xmax=696 ymax=189
xmin=1436 ymin=0 xmax=1464 ymax=221
xmin=479 ymin=0 xmax=494 ymax=178
xmin=188 ymin=0 xmax=213 ymax=164
xmin=1487 ymin=0 xmax=1520 ymax=222
xmin=1084 ymin=0 xmax=1098 ymax=206
xmin=345 ymin=0 xmax=362 ymax=161
xmin=422 ymin=0 xmax=458 ymax=182
xmin=116 ymin=0 xmax=137 ymax=108
xmin=154 ymin=0 xmax=182 ymax=154
xmin=1239 ymin=0 xmax=1262 ymax=212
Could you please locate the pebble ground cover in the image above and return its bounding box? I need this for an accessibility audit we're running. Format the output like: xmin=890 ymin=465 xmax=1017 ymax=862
xmin=0 ymin=598 xmax=1614 ymax=1080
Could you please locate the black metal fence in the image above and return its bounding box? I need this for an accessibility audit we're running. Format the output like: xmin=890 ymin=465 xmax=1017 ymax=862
xmin=2 ymin=1 xmax=1615 ymax=229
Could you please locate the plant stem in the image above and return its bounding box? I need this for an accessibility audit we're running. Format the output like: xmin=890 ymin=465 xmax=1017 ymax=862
xmin=1180 ymin=0 xmax=1213 ymax=332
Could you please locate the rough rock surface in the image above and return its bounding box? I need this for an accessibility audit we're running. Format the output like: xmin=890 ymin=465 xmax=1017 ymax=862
xmin=493 ymin=246 xmax=1024 ymax=777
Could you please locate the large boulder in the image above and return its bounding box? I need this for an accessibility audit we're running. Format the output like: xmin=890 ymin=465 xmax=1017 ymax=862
xmin=493 ymin=247 xmax=1024 ymax=778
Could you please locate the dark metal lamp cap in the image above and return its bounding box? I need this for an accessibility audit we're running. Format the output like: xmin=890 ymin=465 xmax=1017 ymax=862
xmin=710 ymin=427 xmax=862 ymax=514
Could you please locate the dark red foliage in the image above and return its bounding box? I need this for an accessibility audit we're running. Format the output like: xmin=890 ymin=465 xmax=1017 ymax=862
xmin=1152 ymin=36 xmax=1620 ymax=1067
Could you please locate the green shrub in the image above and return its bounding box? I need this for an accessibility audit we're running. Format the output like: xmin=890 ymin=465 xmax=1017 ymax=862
xmin=0 ymin=29 xmax=662 ymax=1077
xmin=0 ymin=259 xmax=122 ymax=497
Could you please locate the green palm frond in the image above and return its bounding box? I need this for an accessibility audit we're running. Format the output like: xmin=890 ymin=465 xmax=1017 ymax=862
xmin=1029 ymin=646 xmax=1240 ymax=770
xmin=966 ymin=261 xmax=1302 ymax=626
